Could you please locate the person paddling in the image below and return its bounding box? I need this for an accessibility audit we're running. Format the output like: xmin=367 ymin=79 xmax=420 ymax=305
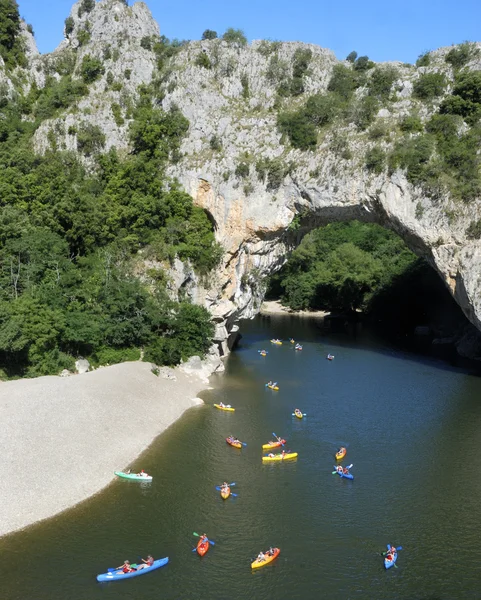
xmin=136 ymin=555 xmax=154 ymax=570
xmin=116 ymin=560 xmax=136 ymax=573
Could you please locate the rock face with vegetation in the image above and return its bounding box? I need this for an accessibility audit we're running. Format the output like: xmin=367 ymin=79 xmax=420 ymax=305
xmin=1 ymin=0 xmax=481 ymax=370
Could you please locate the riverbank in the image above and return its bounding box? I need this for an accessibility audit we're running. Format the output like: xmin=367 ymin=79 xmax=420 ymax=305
xmin=0 ymin=360 xmax=214 ymax=538
xmin=260 ymin=299 xmax=329 ymax=317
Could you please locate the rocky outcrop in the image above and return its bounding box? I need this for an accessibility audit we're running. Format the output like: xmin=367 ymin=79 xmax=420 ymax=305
xmin=3 ymin=1 xmax=481 ymax=357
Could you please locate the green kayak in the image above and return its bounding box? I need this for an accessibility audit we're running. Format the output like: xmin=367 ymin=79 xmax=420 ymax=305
xmin=114 ymin=471 xmax=153 ymax=482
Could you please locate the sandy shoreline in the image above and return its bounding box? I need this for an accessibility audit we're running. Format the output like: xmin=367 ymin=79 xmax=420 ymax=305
xmin=0 ymin=361 xmax=213 ymax=538
xmin=260 ymin=300 xmax=329 ymax=318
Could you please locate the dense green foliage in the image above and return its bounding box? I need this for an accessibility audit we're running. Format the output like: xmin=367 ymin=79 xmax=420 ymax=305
xmin=445 ymin=42 xmax=479 ymax=70
xmin=0 ymin=59 xmax=221 ymax=377
xmin=267 ymin=222 xmax=418 ymax=314
xmin=412 ymin=72 xmax=446 ymax=100
xmin=202 ymin=29 xmax=217 ymax=40
xmin=0 ymin=0 xmax=26 ymax=68
xmin=222 ymin=28 xmax=247 ymax=45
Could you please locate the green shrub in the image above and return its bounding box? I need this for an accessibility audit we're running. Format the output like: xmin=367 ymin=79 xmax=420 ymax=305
xmin=368 ymin=66 xmax=399 ymax=99
xmin=202 ymin=29 xmax=217 ymax=40
xmin=416 ymin=52 xmax=430 ymax=67
xmin=303 ymin=93 xmax=341 ymax=127
xmin=400 ymin=115 xmax=423 ymax=133
xmin=77 ymin=28 xmax=91 ymax=46
xmin=256 ymin=157 xmax=285 ymax=189
xmin=90 ymin=346 xmax=141 ymax=367
xmin=412 ymin=72 xmax=446 ymax=100
xmin=365 ymin=147 xmax=385 ymax=173
xmin=257 ymin=40 xmax=280 ymax=56
xmin=106 ymin=71 xmax=114 ymax=86
xmin=222 ymin=28 xmax=247 ymax=45
xmin=445 ymin=42 xmax=478 ymax=70
xmin=81 ymin=55 xmax=105 ymax=84
xmin=65 ymin=16 xmax=74 ymax=36
xmin=278 ymin=110 xmax=317 ymax=150
xmin=124 ymin=68 xmax=132 ymax=80
xmin=140 ymin=36 xmax=152 ymax=50
xmin=76 ymin=122 xmax=106 ymax=155
xmin=240 ymin=73 xmax=249 ymax=99
xmin=368 ymin=121 xmax=389 ymax=140
xmin=354 ymin=55 xmax=374 ymax=71
xmin=425 ymin=113 xmax=460 ymax=139
xmin=439 ymin=71 xmax=481 ymax=124
xmin=27 ymin=23 xmax=34 ymax=35
xmin=235 ymin=162 xmax=250 ymax=178
xmin=0 ymin=0 xmax=27 ymax=69
xmin=34 ymin=76 xmax=88 ymax=120
xmin=266 ymin=54 xmax=289 ymax=84
xmin=389 ymin=135 xmax=434 ymax=183
xmin=209 ymin=135 xmax=222 ymax=151
xmin=78 ymin=0 xmax=95 ymax=17
xmin=111 ymin=102 xmax=124 ymax=126
xmin=466 ymin=219 xmax=481 ymax=239
xmin=327 ymin=64 xmax=358 ymax=100
xmin=350 ymin=95 xmax=378 ymax=130
xmin=195 ymin=52 xmax=211 ymax=69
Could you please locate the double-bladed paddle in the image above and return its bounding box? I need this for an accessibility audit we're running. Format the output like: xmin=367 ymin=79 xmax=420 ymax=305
xmin=193 ymin=532 xmax=215 ymax=545
xmin=272 ymin=432 xmax=284 ymax=446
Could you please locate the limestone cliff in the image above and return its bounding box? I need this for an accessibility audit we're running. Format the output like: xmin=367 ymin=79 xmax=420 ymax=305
xmin=3 ymin=0 xmax=481 ymax=357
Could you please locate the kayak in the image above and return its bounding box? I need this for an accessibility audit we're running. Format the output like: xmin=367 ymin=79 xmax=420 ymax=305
xmin=327 ymin=355 xmax=334 ymax=360
xmin=295 ymin=346 xmax=302 ymax=351
xmin=259 ymin=351 xmax=267 ymax=356
xmin=262 ymin=452 xmax=298 ymax=461
xmin=384 ymin=545 xmax=397 ymax=569
xmin=251 ymin=547 xmax=280 ymax=569
xmin=214 ymin=404 xmax=235 ymax=412
xmin=266 ymin=384 xmax=279 ymax=391
xmin=114 ymin=471 xmax=153 ymax=482
xmin=333 ymin=466 xmax=354 ymax=480
xmin=270 ymin=340 xmax=282 ymax=345
xmin=262 ymin=439 xmax=286 ymax=449
xmin=226 ymin=437 xmax=243 ymax=449
xmin=335 ymin=448 xmax=347 ymax=461
xmin=220 ymin=486 xmax=231 ymax=499
xmin=294 ymin=410 xmax=304 ymax=419
xmin=197 ymin=538 xmax=209 ymax=556
xmin=96 ymin=557 xmax=169 ymax=582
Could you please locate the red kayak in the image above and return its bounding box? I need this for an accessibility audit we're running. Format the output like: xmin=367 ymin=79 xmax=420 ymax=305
xmin=197 ymin=537 xmax=209 ymax=556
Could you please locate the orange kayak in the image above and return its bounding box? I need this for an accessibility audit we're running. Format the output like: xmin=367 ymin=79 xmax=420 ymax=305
xmin=251 ymin=547 xmax=280 ymax=569
xmin=335 ymin=447 xmax=347 ymax=460
xmin=226 ymin=437 xmax=243 ymax=449
xmin=197 ymin=538 xmax=209 ymax=556
xmin=262 ymin=439 xmax=286 ymax=449
xmin=220 ymin=486 xmax=231 ymax=499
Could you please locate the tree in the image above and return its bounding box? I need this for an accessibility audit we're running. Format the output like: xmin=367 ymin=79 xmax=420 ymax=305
xmin=222 ymin=28 xmax=247 ymax=45
xmin=412 ymin=72 xmax=446 ymax=100
xmin=202 ymin=29 xmax=217 ymax=40
xmin=346 ymin=51 xmax=357 ymax=63
xmin=0 ymin=0 xmax=27 ymax=68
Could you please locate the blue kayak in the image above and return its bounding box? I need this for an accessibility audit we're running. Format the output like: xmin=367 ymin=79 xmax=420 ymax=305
xmin=384 ymin=545 xmax=397 ymax=570
xmin=96 ymin=557 xmax=169 ymax=582
xmin=333 ymin=466 xmax=354 ymax=480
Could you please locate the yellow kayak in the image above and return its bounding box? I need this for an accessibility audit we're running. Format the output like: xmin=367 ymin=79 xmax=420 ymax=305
xmin=270 ymin=340 xmax=282 ymax=345
xmin=266 ymin=384 xmax=279 ymax=391
xmin=335 ymin=447 xmax=347 ymax=460
xmin=262 ymin=439 xmax=286 ymax=449
xmin=214 ymin=404 xmax=235 ymax=412
xmin=262 ymin=452 xmax=298 ymax=461
xmin=220 ymin=486 xmax=231 ymax=499
xmin=251 ymin=548 xmax=280 ymax=568
xmin=294 ymin=410 xmax=304 ymax=419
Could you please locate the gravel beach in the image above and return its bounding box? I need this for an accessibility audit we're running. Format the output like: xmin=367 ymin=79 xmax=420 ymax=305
xmin=260 ymin=300 xmax=329 ymax=317
xmin=0 ymin=361 xmax=210 ymax=538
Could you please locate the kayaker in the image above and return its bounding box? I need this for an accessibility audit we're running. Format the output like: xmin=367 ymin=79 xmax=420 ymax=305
xmin=281 ymin=450 xmax=286 ymax=458
xmin=272 ymin=382 xmax=277 ymax=387
xmin=139 ymin=470 xmax=149 ymax=477
xmin=268 ymin=453 xmax=275 ymax=458
xmin=257 ymin=551 xmax=265 ymax=562
xmin=343 ymin=467 xmax=350 ymax=475
xmin=267 ymin=381 xmax=272 ymax=386
xmin=137 ymin=555 xmax=154 ymax=570
xmin=219 ymin=402 xmax=225 ymax=408
xmin=116 ymin=560 xmax=136 ymax=573
xmin=268 ymin=547 xmax=274 ymax=556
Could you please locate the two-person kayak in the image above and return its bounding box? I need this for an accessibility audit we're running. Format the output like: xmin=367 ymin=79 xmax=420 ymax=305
xmin=114 ymin=471 xmax=152 ymax=481
xmin=333 ymin=465 xmax=354 ymax=480
xmin=96 ymin=557 xmax=168 ymax=581
xmin=262 ymin=452 xmax=298 ymax=461
xmin=214 ymin=403 xmax=235 ymax=411
xmin=335 ymin=447 xmax=347 ymax=461
xmin=251 ymin=547 xmax=280 ymax=569
xmin=384 ymin=544 xmax=402 ymax=569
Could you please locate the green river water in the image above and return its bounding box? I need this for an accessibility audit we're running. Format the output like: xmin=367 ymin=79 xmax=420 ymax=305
xmin=2 ymin=315 xmax=481 ymax=599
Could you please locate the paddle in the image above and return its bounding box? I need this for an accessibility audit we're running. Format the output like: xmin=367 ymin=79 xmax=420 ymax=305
xmin=193 ymin=532 xmax=215 ymax=545
xmin=381 ymin=546 xmax=403 ymax=556
xmin=292 ymin=412 xmax=306 ymax=417
xmin=272 ymin=433 xmax=285 ymax=446
xmin=332 ymin=464 xmax=353 ymax=474
xmin=215 ymin=482 xmax=236 ymax=490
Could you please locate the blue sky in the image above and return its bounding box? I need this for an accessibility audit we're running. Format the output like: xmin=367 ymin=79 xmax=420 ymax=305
xmin=18 ymin=0 xmax=481 ymax=64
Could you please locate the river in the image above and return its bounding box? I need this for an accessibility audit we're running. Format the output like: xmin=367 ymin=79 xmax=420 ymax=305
xmin=2 ymin=315 xmax=481 ymax=599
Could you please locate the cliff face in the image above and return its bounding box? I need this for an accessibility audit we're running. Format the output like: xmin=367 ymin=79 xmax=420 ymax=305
xmin=4 ymin=0 xmax=481 ymax=356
